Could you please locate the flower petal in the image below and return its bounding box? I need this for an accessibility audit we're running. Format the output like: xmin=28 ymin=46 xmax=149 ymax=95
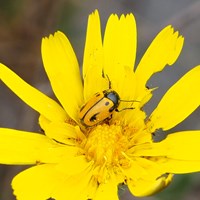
xmin=82 ymin=10 xmax=106 ymax=102
xmin=0 ymin=64 xmax=67 ymax=122
xmin=124 ymin=157 xmax=165 ymax=181
xmin=104 ymin=13 xmax=137 ymax=73
xmin=117 ymin=67 xmax=137 ymax=104
xmin=39 ymin=114 xmax=86 ymax=142
xmin=103 ymin=13 xmax=137 ymax=100
xmin=150 ymin=131 xmax=200 ymax=160
xmin=94 ymin=177 xmax=119 ymax=200
xmin=55 ymin=155 xmax=92 ymax=175
xmin=135 ymin=25 xmax=184 ymax=93
xmin=52 ymin=162 xmax=97 ymax=200
xmin=12 ymin=158 xmax=95 ymax=200
xmin=12 ymin=164 xmax=66 ymax=200
xmin=148 ymin=65 xmax=200 ymax=131
xmin=125 ymin=155 xmax=173 ymax=197
xmin=42 ymin=31 xmax=83 ymax=122
xmin=134 ymin=131 xmax=200 ymax=156
xmin=134 ymin=131 xmax=200 ymax=173
xmin=127 ymin=173 xmax=173 ymax=197
xmin=0 ymin=128 xmax=78 ymax=164
xmin=51 ymin=175 xmax=96 ymax=200
xmin=159 ymin=159 xmax=200 ymax=174
xmin=51 ymin=177 xmax=95 ymax=200
xmin=44 ymin=121 xmax=80 ymax=145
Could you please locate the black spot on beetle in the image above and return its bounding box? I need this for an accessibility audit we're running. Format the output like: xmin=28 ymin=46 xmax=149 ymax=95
xmin=109 ymin=106 xmax=115 ymax=112
xmin=90 ymin=113 xmax=99 ymax=122
xmin=105 ymin=101 xmax=110 ymax=106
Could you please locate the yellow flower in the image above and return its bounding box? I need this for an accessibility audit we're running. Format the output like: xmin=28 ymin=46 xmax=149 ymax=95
xmin=0 ymin=9 xmax=200 ymax=200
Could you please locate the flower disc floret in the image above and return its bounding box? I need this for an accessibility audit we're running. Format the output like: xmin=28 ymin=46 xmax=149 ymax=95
xmin=83 ymin=124 xmax=128 ymax=166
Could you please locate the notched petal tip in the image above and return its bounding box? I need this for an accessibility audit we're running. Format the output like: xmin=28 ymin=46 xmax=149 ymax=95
xmin=42 ymin=28 xmax=83 ymax=123
xmin=54 ymin=30 xmax=68 ymax=39
xmin=135 ymin=24 xmax=184 ymax=97
xmin=103 ymin=11 xmax=137 ymax=96
xmin=107 ymin=13 xmax=119 ymax=22
xmin=83 ymin=8 xmax=104 ymax=101
xmin=168 ymin=28 xmax=184 ymax=66
xmin=90 ymin=9 xmax=99 ymax=16
xmin=109 ymin=12 xmax=135 ymax=23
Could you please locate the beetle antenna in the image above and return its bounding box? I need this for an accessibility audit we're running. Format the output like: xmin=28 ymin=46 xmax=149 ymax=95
xmin=103 ymin=74 xmax=112 ymax=89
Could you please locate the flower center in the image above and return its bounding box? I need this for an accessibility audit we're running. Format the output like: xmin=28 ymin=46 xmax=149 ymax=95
xmin=84 ymin=124 xmax=129 ymax=166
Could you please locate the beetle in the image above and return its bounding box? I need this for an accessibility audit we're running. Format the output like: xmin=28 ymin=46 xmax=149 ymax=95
xmin=79 ymin=89 xmax=133 ymax=127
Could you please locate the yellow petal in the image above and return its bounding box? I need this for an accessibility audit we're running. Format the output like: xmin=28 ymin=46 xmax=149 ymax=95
xmin=42 ymin=31 xmax=83 ymax=122
xmin=39 ymin=114 xmax=86 ymax=142
xmin=52 ymin=165 xmax=97 ymax=200
xmin=128 ymin=173 xmax=173 ymax=197
xmin=0 ymin=64 xmax=67 ymax=122
xmin=52 ymin=158 xmax=96 ymax=200
xmin=45 ymin=122 xmax=77 ymax=145
xmin=39 ymin=114 xmax=51 ymax=130
xmin=12 ymin=159 xmax=95 ymax=200
xmin=159 ymin=159 xmax=200 ymax=174
xmin=12 ymin=164 xmax=67 ymax=200
xmin=148 ymin=65 xmax=200 ymax=131
xmin=134 ymin=131 xmax=200 ymax=173
xmin=82 ymin=10 xmax=106 ymax=102
xmin=104 ymin=13 xmax=136 ymax=74
xmin=52 ymin=161 xmax=97 ymax=200
xmin=153 ymin=131 xmax=200 ymax=160
xmin=116 ymin=67 xmax=137 ymax=104
xmin=124 ymin=157 xmax=165 ymax=181
xmin=94 ymin=177 xmax=119 ymax=200
xmin=134 ymin=131 xmax=200 ymax=158
xmin=55 ymin=155 xmax=92 ymax=175
xmin=0 ymin=128 xmax=78 ymax=164
xmin=103 ymin=13 xmax=137 ymax=100
xmin=125 ymin=155 xmax=173 ymax=197
xmin=135 ymin=25 xmax=184 ymax=93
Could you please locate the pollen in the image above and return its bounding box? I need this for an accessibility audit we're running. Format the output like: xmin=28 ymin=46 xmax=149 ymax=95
xmin=83 ymin=124 xmax=129 ymax=167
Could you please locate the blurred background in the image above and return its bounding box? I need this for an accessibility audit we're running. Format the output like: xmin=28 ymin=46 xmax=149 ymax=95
xmin=0 ymin=0 xmax=199 ymax=199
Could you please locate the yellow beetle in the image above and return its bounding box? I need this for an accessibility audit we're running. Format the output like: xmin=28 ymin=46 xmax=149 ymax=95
xmin=79 ymin=89 xmax=120 ymax=127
